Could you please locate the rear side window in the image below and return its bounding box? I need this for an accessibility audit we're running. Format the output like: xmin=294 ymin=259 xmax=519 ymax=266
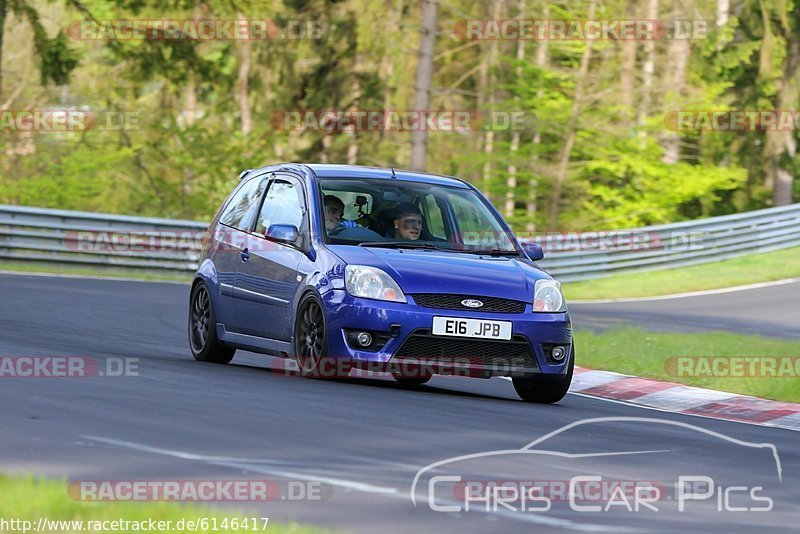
xmin=219 ymin=175 xmax=269 ymax=230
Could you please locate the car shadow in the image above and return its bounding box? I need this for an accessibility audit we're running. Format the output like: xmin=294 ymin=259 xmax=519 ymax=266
xmin=225 ymin=357 xmax=541 ymax=403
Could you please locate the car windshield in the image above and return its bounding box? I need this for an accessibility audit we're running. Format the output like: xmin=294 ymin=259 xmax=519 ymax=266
xmin=319 ymin=178 xmax=519 ymax=254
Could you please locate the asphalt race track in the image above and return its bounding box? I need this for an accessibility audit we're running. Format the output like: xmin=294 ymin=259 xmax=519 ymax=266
xmin=1 ymin=273 xmax=798 ymax=532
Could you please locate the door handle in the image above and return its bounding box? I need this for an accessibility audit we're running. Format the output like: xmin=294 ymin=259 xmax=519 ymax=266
xmin=240 ymin=248 xmax=250 ymax=262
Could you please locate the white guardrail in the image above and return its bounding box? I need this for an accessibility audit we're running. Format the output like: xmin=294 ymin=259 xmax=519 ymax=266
xmin=0 ymin=203 xmax=798 ymax=282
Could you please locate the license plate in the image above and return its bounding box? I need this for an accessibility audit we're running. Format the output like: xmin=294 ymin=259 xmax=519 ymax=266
xmin=432 ymin=317 xmax=512 ymax=340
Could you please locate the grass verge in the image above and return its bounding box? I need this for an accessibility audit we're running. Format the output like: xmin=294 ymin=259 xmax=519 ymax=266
xmin=0 ymin=260 xmax=191 ymax=283
xmin=562 ymin=246 xmax=800 ymax=301
xmin=0 ymin=475 xmax=321 ymax=533
xmin=574 ymin=327 xmax=800 ymax=402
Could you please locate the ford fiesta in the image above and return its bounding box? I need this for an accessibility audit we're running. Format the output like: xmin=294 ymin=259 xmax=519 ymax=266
xmin=189 ymin=164 xmax=573 ymax=403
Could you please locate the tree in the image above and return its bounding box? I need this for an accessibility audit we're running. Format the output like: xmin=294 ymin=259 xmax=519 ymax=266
xmin=764 ymin=0 xmax=799 ymax=205
xmin=548 ymin=0 xmax=597 ymax=227
xmin=409 ymin=0 xmax=437 ymax=171
xmin=0 ymin=0 xmax=79 ymax=97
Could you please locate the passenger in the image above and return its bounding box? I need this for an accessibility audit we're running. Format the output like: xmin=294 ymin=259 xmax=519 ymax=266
xmin=393 ymin=204 xmax=424 ymax=240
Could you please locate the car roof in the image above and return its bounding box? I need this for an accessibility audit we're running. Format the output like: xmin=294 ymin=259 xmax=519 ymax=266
xmin=296 ymin=164 xmax=472 ymax=189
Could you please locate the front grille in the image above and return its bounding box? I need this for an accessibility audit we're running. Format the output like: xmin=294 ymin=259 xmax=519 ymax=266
xmin=392 ymin=329 xmax=538 ymax=375
xmin=410 ymin=294 xmax=527 ymax=314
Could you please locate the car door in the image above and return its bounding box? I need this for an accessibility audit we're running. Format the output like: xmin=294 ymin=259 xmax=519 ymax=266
xmin=211 ymin=172 xmax=270 ymax=328
xmin=234 ymin=173 xmax=306 ymax=340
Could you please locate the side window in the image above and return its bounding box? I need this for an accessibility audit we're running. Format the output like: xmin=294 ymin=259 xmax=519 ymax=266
xmin=256 ymin=180 xmax=305 ymax=236
xmin=219 ymin=175 xmax=269 ymax=230
xmin=423 ymin=194 xmax=446 ymax=239
xmin=448 ymin=193 xmax=485 ymax=246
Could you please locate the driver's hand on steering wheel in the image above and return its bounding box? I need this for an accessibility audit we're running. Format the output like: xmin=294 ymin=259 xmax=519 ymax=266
xmin=330 ymin=219 xmax=359 ymax=235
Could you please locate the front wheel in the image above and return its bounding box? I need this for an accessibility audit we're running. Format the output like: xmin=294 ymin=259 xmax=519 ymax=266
xmin=189 ymin=282 xmax=235 ymax=364
xmin=294 ymin=294 xmax=328 ymax=377
xmin=512 ymin=346 xmax=574 ymax=404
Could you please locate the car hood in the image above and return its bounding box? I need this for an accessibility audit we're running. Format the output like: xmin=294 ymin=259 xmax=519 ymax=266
xmin=327 ymin=245 xmax=551 ymax=299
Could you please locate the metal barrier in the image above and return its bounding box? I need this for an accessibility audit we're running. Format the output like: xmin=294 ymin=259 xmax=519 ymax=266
xmin=0 ymin=203 xmax=798 ymax=281
xmin=534 ymin=203 xmax=800 ymax=281
xmin=0 ymin=205 xmax=206 ymax=273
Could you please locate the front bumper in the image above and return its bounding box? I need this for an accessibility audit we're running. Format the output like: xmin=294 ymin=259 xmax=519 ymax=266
xmin=321 ymin=290 xmax=572 ymax=377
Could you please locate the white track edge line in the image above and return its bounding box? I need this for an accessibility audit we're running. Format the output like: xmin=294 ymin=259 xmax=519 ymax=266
xmin=568 ymin=277 xmax=800 ymax=304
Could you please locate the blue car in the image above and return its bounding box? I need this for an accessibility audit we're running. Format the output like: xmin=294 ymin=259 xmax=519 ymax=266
xmin=189 ymin=164 xmax=573 ymax=403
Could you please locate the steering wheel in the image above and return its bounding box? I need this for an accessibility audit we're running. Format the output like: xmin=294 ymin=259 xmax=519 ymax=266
xmin=331 ymin=226 xmax=384 ymax=240
xmin=328 ymin=223 xmax=349 ymax=237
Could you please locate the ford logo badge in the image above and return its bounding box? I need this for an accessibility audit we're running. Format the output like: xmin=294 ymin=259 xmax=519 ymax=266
xmin=461 ymin=299 xmax=484 ymax=308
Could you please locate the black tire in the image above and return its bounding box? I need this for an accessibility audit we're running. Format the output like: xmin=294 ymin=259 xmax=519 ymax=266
xmin=189 ymin=282 xmax=235 ymax=364
xmin=294 ymin=294 xmax=329 ymax=378
xmin=512 ymin=345 xmax=574 ymax=404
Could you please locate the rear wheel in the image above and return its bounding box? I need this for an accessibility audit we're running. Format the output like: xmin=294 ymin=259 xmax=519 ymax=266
xmin=512 ymin=346 xmax=574 ymax=404
xmin=189 ymin=282 xmax=235 ymax=364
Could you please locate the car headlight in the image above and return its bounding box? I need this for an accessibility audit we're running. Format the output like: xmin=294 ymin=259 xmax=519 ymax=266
xmin=533 ymin=279 xmax=566 ymax=312
xmin=345 ymin=265 xmax=407 ymax=303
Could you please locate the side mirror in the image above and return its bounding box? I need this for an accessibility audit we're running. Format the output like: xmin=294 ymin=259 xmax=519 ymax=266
xmin=265 ymin=224 xmax=299 ymax=245
xmin=521 ymin=241 xmax=544 ymax=261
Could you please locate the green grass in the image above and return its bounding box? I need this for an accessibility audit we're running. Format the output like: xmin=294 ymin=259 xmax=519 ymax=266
xmin=0 ymin=260 xmax=191 ymax=283
xmin=0 ymin=476 xmax=322 ymax=534
xmin=574 ymin=327 xmax=800 ymax=402
xmin=563 ymin=246 xmax=800 ymax=301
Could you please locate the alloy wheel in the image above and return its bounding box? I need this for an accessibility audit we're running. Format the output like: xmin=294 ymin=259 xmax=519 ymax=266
xmin=190 ymin=285 xmax=210 ymax=352
xmin=297 ymin=299 xmax=325 ymax=373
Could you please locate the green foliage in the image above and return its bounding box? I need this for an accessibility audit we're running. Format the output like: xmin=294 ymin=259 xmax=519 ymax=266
xmin=7 ymin=0 xmax=80 ymax=85
xmin=573 ymin=137 xmax=747 ymax=228
xmin=16 ymin=144 xmax=132 ymax=210
xmin=0 ymin=0 xmax=796 ymax=226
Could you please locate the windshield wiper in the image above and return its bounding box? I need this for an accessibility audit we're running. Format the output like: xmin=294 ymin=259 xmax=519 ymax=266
xmin=359 ymin=240 xmax=443 ymax=250
xmin=468 ymin=248 xmax=521 ymax=257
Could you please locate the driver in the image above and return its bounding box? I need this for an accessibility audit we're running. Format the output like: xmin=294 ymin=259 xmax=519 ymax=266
xmin=324 ymin=195 xmax=358 ymax=234
xmin=393 ymin=204 xmax=424 ymax=240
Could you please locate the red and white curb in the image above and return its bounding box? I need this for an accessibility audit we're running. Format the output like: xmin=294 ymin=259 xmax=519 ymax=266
xmin=569 ymin=367 xmax=800 ymax=432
